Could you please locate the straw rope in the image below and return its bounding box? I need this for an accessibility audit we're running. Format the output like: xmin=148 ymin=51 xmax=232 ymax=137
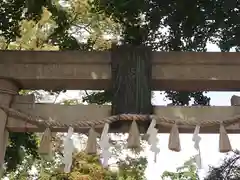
xmin=1 ymin=86 xmax=239 ymax=130
xmin=1 ymin=104 xmax=240 ymax=129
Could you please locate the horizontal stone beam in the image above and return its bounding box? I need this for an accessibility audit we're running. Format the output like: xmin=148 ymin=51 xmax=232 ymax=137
xmin=6 ymin=103 xmax=240 ymax=133
xmin=12 ymin=94 xmax=35 ymax=104
xmin=1 ymin=50 xmax=240 ymax=91
xmin=8 ymin=103 xmax=111 ymax=133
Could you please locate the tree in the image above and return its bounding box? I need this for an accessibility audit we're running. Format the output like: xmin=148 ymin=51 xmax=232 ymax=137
xmin=84 ymin=0 xmax=215 ymax=105
xmin=162 ymin=151 xmax=240 ymax=180
xmin=0 ymin=0 xmax=120 ymax=172
xmin=204 ymin=150 xmax=240 ymax=180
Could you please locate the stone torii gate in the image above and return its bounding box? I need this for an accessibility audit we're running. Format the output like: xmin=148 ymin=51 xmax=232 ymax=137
xmin=1 ymin=46 xmax=240 ymax=169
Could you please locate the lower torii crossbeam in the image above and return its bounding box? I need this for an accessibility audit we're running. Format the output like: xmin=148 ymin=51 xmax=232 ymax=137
xmin=2 ymin=88 xmax=240 ymax=134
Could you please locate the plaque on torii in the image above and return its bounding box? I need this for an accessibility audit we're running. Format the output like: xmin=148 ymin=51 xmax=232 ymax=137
xmin=1 ymin=48 xmax=240 ymax=171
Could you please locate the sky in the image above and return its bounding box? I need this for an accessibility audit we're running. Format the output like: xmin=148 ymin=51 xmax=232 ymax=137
xmin=41 ymin=43 xmax=240 ymax=180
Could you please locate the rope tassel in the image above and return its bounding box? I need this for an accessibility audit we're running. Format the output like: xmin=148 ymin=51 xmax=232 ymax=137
xmin=168 ymin=123 xmax=181 ymax=152
xmin=127 ymin=120 xmax=140 ymax=149
xmin=39 ymin=128 xmax=52 ymax=160
xmin=219 ymin=124 xmax=232 ymax=153
xmin=85 ymin=128 xmax=98 ymax=154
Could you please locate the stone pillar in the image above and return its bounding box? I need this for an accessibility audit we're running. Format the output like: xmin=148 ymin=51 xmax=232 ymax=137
xmin=0 ymin=79 xmax=18 ymax=172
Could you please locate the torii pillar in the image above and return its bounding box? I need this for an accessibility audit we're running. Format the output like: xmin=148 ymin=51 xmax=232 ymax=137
xmin=0 ymin=79 xmax=18 ymax=170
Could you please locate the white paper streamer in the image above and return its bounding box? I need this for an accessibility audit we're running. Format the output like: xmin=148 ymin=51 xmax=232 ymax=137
xmin=148 ymin=120 xmax=160 ymax=163
xmin=192 ymin=125 xmax=201 ymax=150
xmin=63 ymin=127 xmax=74 ymax=173
xmin=194 ymin=154 xmax=202 ymax=169
xmin=150 ymin=129 xmax=160 ymax=162
xmin=192 ymin=125 xmax=202 ymax=169
xmin=99 ymin=123 xmax=111 ymax=167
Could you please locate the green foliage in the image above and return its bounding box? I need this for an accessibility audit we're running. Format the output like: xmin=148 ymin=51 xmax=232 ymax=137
xmin=49 ymin=152 xmax=117 ymax=180
xmin=118 ymin=156 xmax=147 ymax=180
xmin=6 ymin=8 xmax=58 ymax=50
xmin=91 ymin=0 xmax=149 ymax=45
xmin=162 ymin=157 xmax=200 ymax=180
xmin=0 ymin=5 xmax=59 ymax=172
xmin=165 ymin=91 xmax=211 ymax=106
xmin=5 ymin=133 xmax=39 ymax=172
xmin=46 ymin=151 xmax=147 ymax=180
xmin=0 ymin=0 xmax=26 ymax=42
xmin=45 ymin=0 xmax=120 ymax=51
xmin=83 ymin=90 xmax=113 ymax=105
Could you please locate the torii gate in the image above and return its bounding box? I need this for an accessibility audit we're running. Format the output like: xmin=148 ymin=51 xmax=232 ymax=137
xmin=1 ymin=46 xmax=240 ymax=170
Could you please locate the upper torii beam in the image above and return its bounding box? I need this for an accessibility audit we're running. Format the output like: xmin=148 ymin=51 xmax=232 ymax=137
xmin=1 ymin=50 xmax=240 ymax=91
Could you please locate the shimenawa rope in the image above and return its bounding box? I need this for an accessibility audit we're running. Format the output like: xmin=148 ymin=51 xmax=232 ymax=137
xmin=1 ymin=105 xmax=240 ymax=129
